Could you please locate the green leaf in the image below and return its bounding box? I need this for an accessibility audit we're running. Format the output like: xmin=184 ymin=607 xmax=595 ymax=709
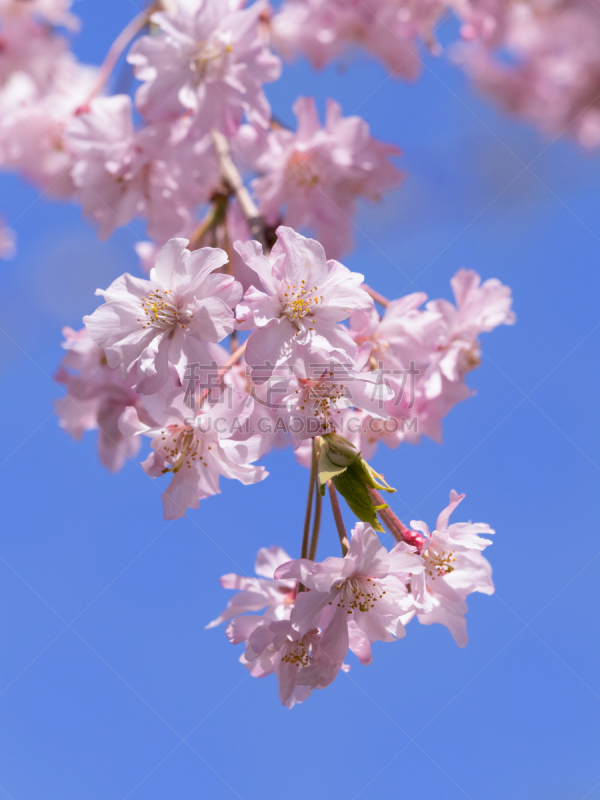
xmin=331 ymin=470 xmax=386 ymax=533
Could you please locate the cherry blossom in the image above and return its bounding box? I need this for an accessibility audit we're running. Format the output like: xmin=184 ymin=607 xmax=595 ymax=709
xmin=83 ymin=238 xmax=241 ymax=395
xmin=206 ymin=545 xmax=297 ymax=628
xmin=239 ymin=97 xmax=403 ymax=258
xmin=123 ymin=382 xmax=267 ymax=519
xmin=127 ymin=0 xmax=281 ymax=133
xmin=0 ymin=0 xmax=79 ymax=29
xmin=403 ymin=490 xmax=495 ymax=646
xmin=54 ymin=327 xmax=149 ymax=473
xmin=66 ymin=95 xmax=219 ymax=241
xmin=275 ymin=522 xmax=425 ymax=665
xmin=235 ymin=226 xmax=373 ymax=382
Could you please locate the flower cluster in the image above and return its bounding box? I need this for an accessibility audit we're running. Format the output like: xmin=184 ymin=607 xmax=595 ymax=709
xmin=0 ymin=0 xmax=524 ymax=702
xmin=271 ymin=0 xmax=600 ymax=148
xmin=208 ymin=492 xmax=494 ymax=707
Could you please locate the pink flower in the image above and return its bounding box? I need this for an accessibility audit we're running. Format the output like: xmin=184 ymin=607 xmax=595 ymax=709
xmin=124 ymin=383 xmax=268 ymax=520
xmin=55 ymin=327 xmax=149 ymax=473
xmin=235 ymin=226 xmax=373 ymax=382
xmin=66 ymin=95 xmax=218 ymax=241
xmin=423 ymin=267 xmax=515 ymax=398
xmin=127 ymin=0 xmax=281 ymax=134
xmin=0 ymin=0 xmax=79 ymax=29
xmin=275 ymin=522 xmax=424 ymax=665
xmin=403 ymin=490 xmax=495 ymax=646
xmin=83 ymin=238 xmax=241 ymax=395
xmin=206 ymin=546 xmax=297 ymax=628
xmin=239 ymin=97 xmax=403 ymax=258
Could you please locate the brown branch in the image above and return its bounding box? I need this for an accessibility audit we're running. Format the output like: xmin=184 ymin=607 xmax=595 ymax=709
xmin=369 ymin=488 xmax=408 ymax=543
xmin=211 ymin=129 xmax=266 ymax=248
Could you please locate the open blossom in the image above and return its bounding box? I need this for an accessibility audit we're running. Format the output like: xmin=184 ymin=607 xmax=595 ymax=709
xmin=422 ymin=268 xmax=515 ymax=400
xmin=54 ymin=327 xmax=149 ymax=473
xmin=209 ymin=544 xmax=348 ymax=707
xmin=206 ymin=546 xmax=297 ymax=628
xmin=281 ymin=356 xmax=393 ymax=437
xmin=83 ymin=239 xmax=241 ymax=395
xmin=403 ymin=490 xmax=495 ymax=646
xmin=66 ymin=95 xmax=219 ymax=241
xmin=275 ymin=522 xmax=425 ymax=665
xmin=235 ymin=226 xmax=373 ymax=382
xmin=127 ymin=0 xmax=281 ymax=134
xmin=123 ymin=382 xmax=267 ymax=519
xmin=239 ymin=97 xmax=403 ymax=259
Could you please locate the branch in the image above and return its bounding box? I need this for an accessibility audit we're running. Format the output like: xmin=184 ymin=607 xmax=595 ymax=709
xmin=211 ymin=129 xmax=267 ymax=248
xmin=85 ymin=3 xmax=160 ymax=103
xmin=301 ymin=439 xmax=318 ymax=560
xmin=363 ymin=284 xmax=390 ymax=308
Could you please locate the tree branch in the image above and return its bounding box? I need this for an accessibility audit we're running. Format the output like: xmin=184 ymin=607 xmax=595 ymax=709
xmin=328 ymin=480 xmax=349 ymax=556
xmin=211 ymin=129 xmax=267 ymax=248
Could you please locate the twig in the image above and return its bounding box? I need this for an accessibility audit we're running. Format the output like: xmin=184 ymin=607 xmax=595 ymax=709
xmin=363 ymin=284 xmax=390 ymax=308
xmin=85 ymin=4 xmax=159 ymax=102
xmin=301 ymin=439 xmax=318 ymax=560
xmin=328 ymin=481 xmax=349 ymax=556
xmin=308 ymin=481 xmax=323 ymax=561
xmin=211 ymin=129 xmax=267 ymax=248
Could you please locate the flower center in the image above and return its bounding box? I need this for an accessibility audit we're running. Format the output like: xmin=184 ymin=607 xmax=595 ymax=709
xmin=140 ymin=289 xmax=187 ymax=331
xmin=283 ymin=278 xmax=322 ymax=323
xmin=423 ymin=546 xmax=456 ymax=579
xmin=287 ymin=151 xmax=321 ymax=188
xmin=296 ymin=375 xmax=346 ymax=430
xmin=280 ymin=638 xmax=311 ymax=668
xmin=333 ymin=577 xmax=386 ymax=614
xmin=158 ymin=425 xmax=211 ymax=474
xmin=189 ymin=38 xmax=233 ymax=79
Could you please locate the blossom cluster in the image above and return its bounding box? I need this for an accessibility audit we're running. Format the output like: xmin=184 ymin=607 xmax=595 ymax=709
xmin=0 ymin=0 xmax=524 ymax=704
xmin=272 ymin=0 xmax=600 ymax=148
xmin=208 ymin=491 xmax=494 ymax=707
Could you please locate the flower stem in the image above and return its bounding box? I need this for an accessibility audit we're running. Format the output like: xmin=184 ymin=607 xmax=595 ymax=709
xmin=362 ymin=284 xmax=390 ymax=308
xmin=369 ymin=488 xmax=408 ymax=542
xmin=85 ymin=3 xmax=159 ymax=102
xmin=301 ymin=439 xmax=318 ymax=560
xmin=328 ymin=480 xmax=349 ymax=556
xmin=308 ymin=479 xmax=323 ymax=562
xmin=211 ymin=130 xmax=266 ymax=248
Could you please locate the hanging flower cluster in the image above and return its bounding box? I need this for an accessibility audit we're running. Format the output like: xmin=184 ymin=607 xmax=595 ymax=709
xmin=0 ymin=0 xmax=525 ymax=705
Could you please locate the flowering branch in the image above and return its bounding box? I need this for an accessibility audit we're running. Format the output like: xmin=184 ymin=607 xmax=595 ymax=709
xmin=211 ymin=130 xmax=267 ymax=248
xmin=362 ymin=285 xmax=390 ymax=308
xmin=328 ymin=480 xmax=349 ymax=556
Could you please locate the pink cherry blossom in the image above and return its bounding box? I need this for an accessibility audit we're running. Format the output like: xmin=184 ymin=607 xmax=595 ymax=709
xmin=127 ymin=0 xmax=281 ymax=134
xmin=66 ymin=95 xmax=219 ymax=241
xmin=275 ymin=522 xmax=424 ymax=665
xmin=403 ymin=490 xmax=495 ymax=646
xmin=0 ymin=0 xmax=79 ymax=29
xmin=54 ymin=327 xmax=149 ymax=473
xmin=235 ymin=226 xmax=373 ymax=382
xmin=124 ymin=382 xmax=267 ymax=520
xmin=239 ymin=97 xmax=403 ymax=259
xmin=206 ymin=545 xmax=297 ymax=628
xmin=83 ymin=238 xmax=241 ymax=395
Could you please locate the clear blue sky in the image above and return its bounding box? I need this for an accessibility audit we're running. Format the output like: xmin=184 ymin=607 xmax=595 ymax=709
xmin=0 ymin=3 xmax=599 ymax=799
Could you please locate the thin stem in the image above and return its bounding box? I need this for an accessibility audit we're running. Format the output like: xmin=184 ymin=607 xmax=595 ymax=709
xmin=85 ymin=4 xmax=159 ymax=102
xmin=328 ymin=481 xmax=349 ymax=556
xmin=369 ymin=488 xmax=408 ymax=543
xmin=198 ymin=342 xmax=247 ymax=405
xmin=188 ymin=201 xmax=223 ymax=251
xmin=301 ymin=439 xmax=318 ymax=560
xmin=308 ymin=481 xmax=323 ymax=562
xmin=211 ymin=129 xmax=267 ymax=248
xmin=363 ymin=284 xmax=390 ymax=308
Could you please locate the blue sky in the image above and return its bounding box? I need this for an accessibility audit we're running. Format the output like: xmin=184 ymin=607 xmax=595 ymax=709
xmin=0 ymin=3 xmax=599 ymax=799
